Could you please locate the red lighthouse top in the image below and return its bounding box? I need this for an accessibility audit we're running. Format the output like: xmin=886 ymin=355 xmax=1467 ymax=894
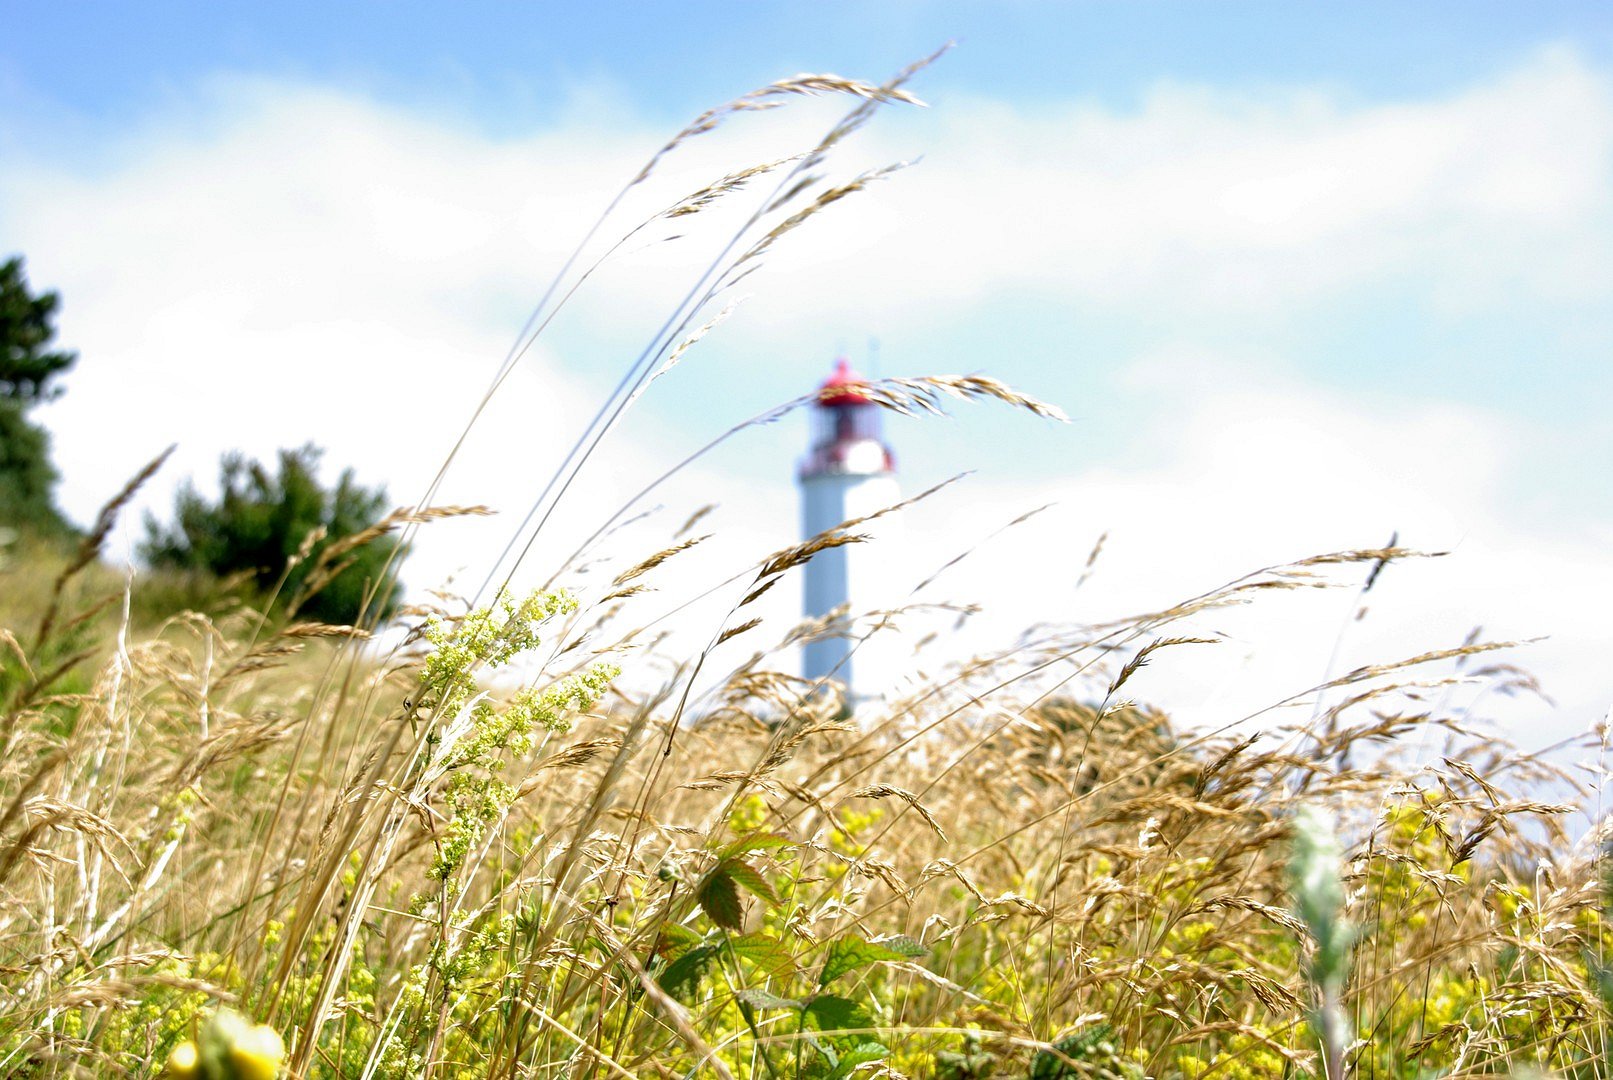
xmin=800 ymin=356 xmax=894 ymax=478
xmin=817 ymin=356 xmax=873 ymax=406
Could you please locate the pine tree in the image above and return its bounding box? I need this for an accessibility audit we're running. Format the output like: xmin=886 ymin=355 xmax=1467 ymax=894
xmin=0 ymin=256 xmax=78 ymax=535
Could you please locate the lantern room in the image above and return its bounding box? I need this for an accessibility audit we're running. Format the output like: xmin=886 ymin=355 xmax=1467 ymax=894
xmin=799 ymin=357 xmax=895 ymax=478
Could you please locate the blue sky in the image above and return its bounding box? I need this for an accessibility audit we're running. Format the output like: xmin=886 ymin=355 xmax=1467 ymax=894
xmin=4 ymin=2 xmax=1612 ymax=747
xmin=11 ymin=1 xmax=1613 ymax=125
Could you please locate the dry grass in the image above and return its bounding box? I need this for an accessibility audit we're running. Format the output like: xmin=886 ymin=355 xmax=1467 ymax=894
xmin=1 ymin=494 xmax=1603 ymax=1079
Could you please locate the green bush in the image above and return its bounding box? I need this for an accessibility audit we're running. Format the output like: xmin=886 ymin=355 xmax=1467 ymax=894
xmin=141 ymin=443 xmax=403 ymax=626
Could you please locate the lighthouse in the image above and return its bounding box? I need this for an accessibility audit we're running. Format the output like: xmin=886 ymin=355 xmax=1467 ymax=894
xmin=798 ymin=357 xmax=901 ymax=705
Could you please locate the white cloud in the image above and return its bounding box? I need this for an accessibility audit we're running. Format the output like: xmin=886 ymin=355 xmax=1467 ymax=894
xmin=740 ymin=46 xmax=1613 ymax=327
xmin=2 ymin=54 xmax=1608 ymax=757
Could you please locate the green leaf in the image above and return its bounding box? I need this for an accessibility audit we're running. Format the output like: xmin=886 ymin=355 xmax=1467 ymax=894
xmin=722 ymin=857 xmax=779 ymax=906
xmin=873 ymin=934 xmax=926 ymax=958
xmin=734 ymin=988 xmax=803 ymax=1011
xmin=934 ymin=1049 xmax=998 ymax=1080
xmin=1029 ymin=1024 xmax=1114 ymax=1080
xmin=729 ymin=932 xmax=796 ymax=977
xmin=699 ymin=866 xmax=745 ymax=931
xmin=721 ymin=831 xmax=795 ymax=858
xmin=805 ymin=994 xmax=873 ymax=1035
xmin=829 ymin=1041 xmax=890 ymax=1079
xmin=819 ymin=934 xmax=907 ymax=987
xmin=654 ymin=922 xmax=703 ymax=960
xmin=804 ymin=1034 xmax=839 ymax=1074
xmin=658 ymin=943 xmax=718 ymax=1002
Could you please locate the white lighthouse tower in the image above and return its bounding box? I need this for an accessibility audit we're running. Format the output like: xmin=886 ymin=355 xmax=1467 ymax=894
xmin=798 ymin=357 xmax=901 ymax=705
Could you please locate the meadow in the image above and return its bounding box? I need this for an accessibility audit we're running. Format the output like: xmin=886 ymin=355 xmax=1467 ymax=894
xmin=0 ymin=56 xmax=1608 ymax=1080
